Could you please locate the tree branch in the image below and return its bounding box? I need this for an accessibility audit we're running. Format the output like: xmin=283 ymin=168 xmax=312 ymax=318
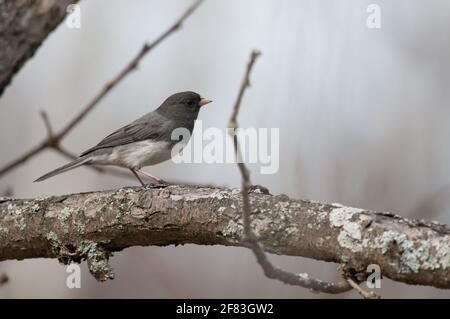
xmin=0 ymin=0 xmax=78 ymax=96
xmin=0 ymin=0 xmax=204 ymax=178
xmin=228 ymin=50 xmax=353 ymax=294
xmin=1 ymin=185 xmax=449 ymax=289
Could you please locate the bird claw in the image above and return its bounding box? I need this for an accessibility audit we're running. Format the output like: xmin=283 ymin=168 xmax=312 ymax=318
xmin=144 ymin=180 xmax=170 ymax=189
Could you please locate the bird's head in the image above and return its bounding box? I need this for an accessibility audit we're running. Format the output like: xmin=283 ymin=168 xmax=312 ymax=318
xmin=158 ymin=91 xmax=212 ymax=116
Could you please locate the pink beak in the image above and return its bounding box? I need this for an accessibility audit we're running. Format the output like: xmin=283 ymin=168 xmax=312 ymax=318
xmin=199 ymin=98 xmax=212 ymax=107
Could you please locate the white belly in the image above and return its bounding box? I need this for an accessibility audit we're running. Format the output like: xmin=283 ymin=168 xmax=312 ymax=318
xmin=90 ymin=140 xmax=172 ymax=169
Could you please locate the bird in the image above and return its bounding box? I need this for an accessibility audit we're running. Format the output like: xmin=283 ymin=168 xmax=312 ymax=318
xmin=34 ymin=91 xmax=212 ymax=186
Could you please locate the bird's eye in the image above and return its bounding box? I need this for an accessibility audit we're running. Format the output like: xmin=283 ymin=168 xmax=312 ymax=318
xmin=187 ymin=100 xmax=194 ymax=106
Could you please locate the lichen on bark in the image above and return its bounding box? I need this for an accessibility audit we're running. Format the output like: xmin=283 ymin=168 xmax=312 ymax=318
xmin=0 ymin=184 xmax=449 ymax=288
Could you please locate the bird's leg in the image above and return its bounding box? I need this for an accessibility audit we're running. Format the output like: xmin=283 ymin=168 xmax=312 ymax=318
xmin=137 ymin=169 xmax=162 ymax=182
xmin=137 ymin=170 xmax=169 ymax=188
xmin=130 ymin=169 xmax=145 ymax=187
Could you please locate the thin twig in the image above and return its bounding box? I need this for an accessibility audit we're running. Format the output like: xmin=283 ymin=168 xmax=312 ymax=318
xmin=345 ymin=278 xmax=379 ymax=299
xmin=0 ymin=0 xmax=204 ymax=179
xmin=228 ymin=50 xmax=353 ymax=294
xmin=39 ymin=110 xmax=54 ymax=139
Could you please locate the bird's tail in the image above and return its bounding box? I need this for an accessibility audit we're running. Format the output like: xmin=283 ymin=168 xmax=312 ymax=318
xmin=34 ymin=157 xmax=90 ymax=182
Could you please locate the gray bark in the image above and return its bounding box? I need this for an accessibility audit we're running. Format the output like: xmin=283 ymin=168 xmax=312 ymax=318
xmin=0 ymin=0 xmax=78 ymax=96
xmin=0 ymin=184 xmax=449 ymax=287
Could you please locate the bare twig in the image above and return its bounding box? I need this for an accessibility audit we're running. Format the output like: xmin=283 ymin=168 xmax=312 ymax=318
xmin=39 ymin=110 xmax=54 ymax=139
xmin=0 ymin=0 xmax=204 ymax=179
xmin=345 ymin=277 xmax=379 ymax=299
xmin=228 ymin=50 xmax=353 ymax=294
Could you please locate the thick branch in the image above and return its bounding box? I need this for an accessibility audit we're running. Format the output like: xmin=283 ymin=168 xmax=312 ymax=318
xmin=1 ymin=185 xmax=449 ymax=289
xmin=0 ymin=0 xmax=78 ymax=96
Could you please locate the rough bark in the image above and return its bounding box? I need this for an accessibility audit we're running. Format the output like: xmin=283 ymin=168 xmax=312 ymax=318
xmin=0 ymin=184 xmax=449 ymax=288
xmin=0 ymin=0 xmax=78 ymax=96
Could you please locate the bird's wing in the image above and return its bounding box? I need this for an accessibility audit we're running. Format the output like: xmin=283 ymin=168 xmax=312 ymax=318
xmin=80 ymin=121 xmax=162 ymax=156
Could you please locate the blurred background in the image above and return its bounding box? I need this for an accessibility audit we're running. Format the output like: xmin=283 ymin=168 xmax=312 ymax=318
xmin=1 ymin=0 xmax=450 ymax=298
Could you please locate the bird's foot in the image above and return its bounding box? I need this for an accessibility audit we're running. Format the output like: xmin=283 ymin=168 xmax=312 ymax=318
xmin=144 ymin=180 xmax=170 ymax=189
xmin=137 ymin=170 xmax=163 ymax=182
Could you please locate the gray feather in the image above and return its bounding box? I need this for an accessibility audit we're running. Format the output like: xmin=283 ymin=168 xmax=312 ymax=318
xmin=34 ymin=157 xmax=89 ymax=182
xmin=80 ymin=120 xmax=162 ymax=156
xmin=80 ymin=92 xmax=200 ymax=157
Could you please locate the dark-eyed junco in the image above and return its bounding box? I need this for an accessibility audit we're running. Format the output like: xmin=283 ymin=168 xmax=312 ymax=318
xmin=34 ymin=91 xmax=212 ymax=185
